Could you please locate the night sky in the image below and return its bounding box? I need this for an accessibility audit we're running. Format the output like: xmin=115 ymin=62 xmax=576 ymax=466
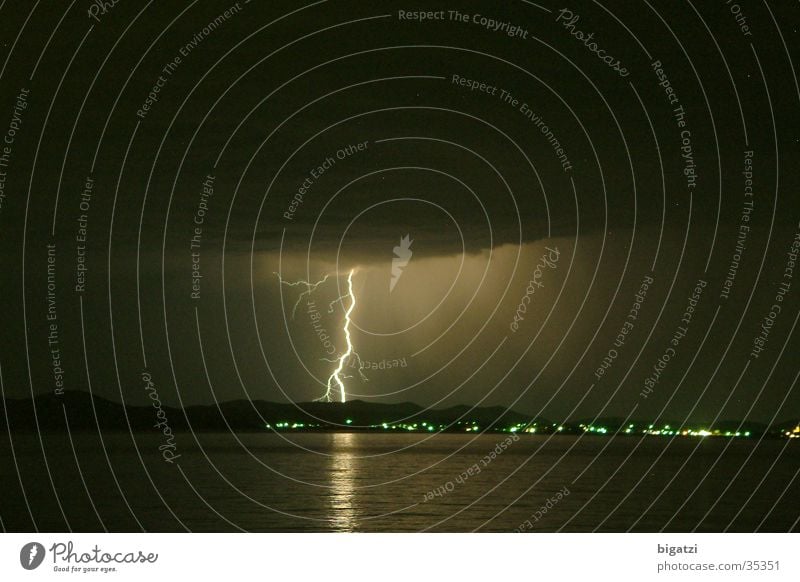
xmin=1 ymin=0 xmax=799 ymax=425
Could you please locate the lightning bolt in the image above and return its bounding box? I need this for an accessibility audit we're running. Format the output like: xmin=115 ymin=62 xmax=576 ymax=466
xmin=28 ymin=545 xmax=38 ymax=566
xmin=274 ymin=272 xmax=332 ymax=318
xmin=276 ymin=269 xmax=362 ymax=402
xmin=323 ymin=269 xmax=356 ymax=403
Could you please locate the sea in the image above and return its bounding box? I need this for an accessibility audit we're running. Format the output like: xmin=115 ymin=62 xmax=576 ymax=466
xmin=1 ymin=432 xmax=798 ymax=532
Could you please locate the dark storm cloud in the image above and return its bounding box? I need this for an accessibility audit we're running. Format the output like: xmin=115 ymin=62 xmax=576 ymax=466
xmin=0 ymin=0 xmax=798 ymax=426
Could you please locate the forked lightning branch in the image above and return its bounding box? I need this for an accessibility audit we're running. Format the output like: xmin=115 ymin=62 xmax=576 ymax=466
xmin=276 ymin=269 xmax=363 ymax=403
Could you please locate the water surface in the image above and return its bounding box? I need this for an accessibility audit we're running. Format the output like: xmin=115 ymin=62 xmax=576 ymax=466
xmin=1 ymin=432 xmax=797 ymax=532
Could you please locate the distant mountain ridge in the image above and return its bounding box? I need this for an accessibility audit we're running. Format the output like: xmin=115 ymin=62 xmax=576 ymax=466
xmin=0 ymin=391 xmax=545 ymax=433
xmin=0 ymin=391 xmax=796 ymax=437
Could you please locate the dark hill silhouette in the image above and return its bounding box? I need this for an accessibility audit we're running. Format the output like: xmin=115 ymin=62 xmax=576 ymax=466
xmin=0 ymin=391 xmax=544 ymax=433
xmin=0 ymin=391 xmax=794 ymax=437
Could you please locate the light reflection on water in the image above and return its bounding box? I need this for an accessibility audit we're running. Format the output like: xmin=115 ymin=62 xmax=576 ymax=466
xmin=2 ymin=432 xmax=798 ymax=532
xmin=328 ymin=433 xmax=359 ymax=531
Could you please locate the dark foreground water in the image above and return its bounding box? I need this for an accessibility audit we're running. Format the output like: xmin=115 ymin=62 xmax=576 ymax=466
xmin=1 ymin=432 xmax=798 ymax=532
